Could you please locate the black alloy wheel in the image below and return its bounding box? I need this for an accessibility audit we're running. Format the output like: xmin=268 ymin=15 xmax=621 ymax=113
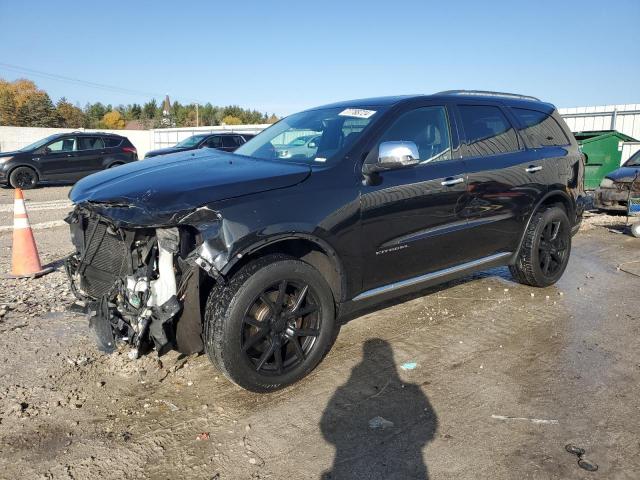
xmin=537 ymin=219 xmax=569 ymax=278
xmin=241 ymin=279 xmax=321 ymax=375
xmin=9 ymin=167 xmax=38 ymax=189
xmin=204 ymin=255 xmax=338 ymax=392
xmin=510 ymin=206 xmax=572 ymax=287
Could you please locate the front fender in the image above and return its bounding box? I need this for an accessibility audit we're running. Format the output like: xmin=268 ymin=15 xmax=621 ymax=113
xmin=192 ymin=220 xmax=327 ymax=275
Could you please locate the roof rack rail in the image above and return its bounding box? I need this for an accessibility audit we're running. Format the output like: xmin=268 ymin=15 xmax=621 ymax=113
xmin=437 ymin=90 xmax=540 ymax=101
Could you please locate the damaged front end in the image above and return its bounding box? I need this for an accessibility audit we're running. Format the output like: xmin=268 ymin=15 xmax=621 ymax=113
xmin=594 ymin=176 xmax=640 ymax=212
xmin=65 ymin=206 xmax=209 ymax=357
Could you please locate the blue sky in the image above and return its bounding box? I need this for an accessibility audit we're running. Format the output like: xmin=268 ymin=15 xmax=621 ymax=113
xmin=0 ymin=0 xmax=638 ymax=115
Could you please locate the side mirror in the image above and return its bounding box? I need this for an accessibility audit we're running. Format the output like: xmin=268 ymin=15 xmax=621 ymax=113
xmin=43 ymin=147 xmax=52 ymax=155
xmin=363 ymin=141 xmax=419 ymax=174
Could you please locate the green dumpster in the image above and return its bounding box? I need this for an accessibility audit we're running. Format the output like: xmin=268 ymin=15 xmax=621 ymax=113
xmin=574 ymin=130 xmax=638 ymax=190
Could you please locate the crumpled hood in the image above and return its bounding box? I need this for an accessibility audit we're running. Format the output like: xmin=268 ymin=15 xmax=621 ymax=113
xmin=606 ymin=166 xmax=640 ymax=183
xmin=69 ymin=149 xmax=311 ymax=226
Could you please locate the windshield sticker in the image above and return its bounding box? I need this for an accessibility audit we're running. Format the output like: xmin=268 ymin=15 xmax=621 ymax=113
xmin=338 ymin=108 xmax=376 ymax=119
xmin=314 ymin=157 xmax=327 ymax=163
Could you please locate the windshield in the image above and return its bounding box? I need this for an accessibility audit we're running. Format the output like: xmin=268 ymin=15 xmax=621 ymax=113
xmin=624 ymin=150 xmax=640 ymax=167
xmin=19 ymin=135 xmax=59 ymax=151
xmin=286 ymin=135 xmax=315 ymax=147
xmin=234 ymin=106 xmax=384 ymax=164
xmin=176 ymin=135 xmax=207 ymax=148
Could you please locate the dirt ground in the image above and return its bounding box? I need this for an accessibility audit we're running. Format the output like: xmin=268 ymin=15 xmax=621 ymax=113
xmin=0 ymin=185 xmax=639 ymax=479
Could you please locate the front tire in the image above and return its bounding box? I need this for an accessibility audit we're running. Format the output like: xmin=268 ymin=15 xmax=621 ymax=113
xmin=510 ymin=206 xmax=572 ymax=287
xmin=204 ymin=255 xmax=338 ymax=392
xmin=9 ymin=167 xmax=38 ymax=189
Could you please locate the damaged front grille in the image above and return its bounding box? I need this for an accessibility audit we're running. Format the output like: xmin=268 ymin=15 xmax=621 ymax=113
xmin=65 ymin=208 xmax=204 ymax=358
xmin=78 ymin=217 xmax=129 ymax=297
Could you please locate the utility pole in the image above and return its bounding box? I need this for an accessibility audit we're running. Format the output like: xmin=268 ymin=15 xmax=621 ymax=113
xmin=196 ymin=103 xmax=199 ymax=127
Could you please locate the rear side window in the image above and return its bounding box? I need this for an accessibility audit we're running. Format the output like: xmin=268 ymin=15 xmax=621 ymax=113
xmin=206 ymin=136 xmax=223 ymax=148
xmin=511 ymin=108 xmax=570 ymax=147
xmin=222 ymin=136 xmax=243 ymax=148
xmin=458 ymin=105 xmax=520 ymax=157
xmin=104 ymin=137 xmax=122 ymax=147
xmin=78 ymin=137 xmax=104 ymax=150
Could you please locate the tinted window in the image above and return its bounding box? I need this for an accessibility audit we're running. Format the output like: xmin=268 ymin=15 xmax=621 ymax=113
xmin=376 ymin=106 xmax=452 ymax=163
xmin=458 ymin=105 xmax=520 ymax=157
xmin=47 ymin=137 xmax=77 ymax=152
xmin=78 ymin=136 xmax=105 ymax=150
xmin=512 ymin=108 xmax=570 ymax=147
xmin=104 ymin=137 xmax=122 ymax=147
xmin=205 ymin=136 xmax=223 ymax=148
xmin=222 ymin=136 xmax=243 ymax=148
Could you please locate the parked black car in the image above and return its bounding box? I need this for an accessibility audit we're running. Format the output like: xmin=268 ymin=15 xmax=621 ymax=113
xmin=144 ymin=132 xmax=255 ymax=159
xmin=594 ymin=149 xmax=640 ymax=212
xmin=66 ymin=91 xmax=585 ymax=392
xmin=0 ymin=132 xmax=137 ymax=189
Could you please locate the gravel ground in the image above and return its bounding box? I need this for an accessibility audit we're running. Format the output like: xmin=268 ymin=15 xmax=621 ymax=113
xmin=0 ymin=187 xmax=639 ymax=479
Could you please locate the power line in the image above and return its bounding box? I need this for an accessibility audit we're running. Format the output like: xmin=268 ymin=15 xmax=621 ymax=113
xmin=0 ymin=62 xmax=205 ymax=105
xmin=0 ymin=62 xmax=165 ymax=98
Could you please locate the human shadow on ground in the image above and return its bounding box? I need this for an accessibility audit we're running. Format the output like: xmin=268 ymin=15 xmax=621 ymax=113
xmin=320 ymin=338 xmax=438 ymax=479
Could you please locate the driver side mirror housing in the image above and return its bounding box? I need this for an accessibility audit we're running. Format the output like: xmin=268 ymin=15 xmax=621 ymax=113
xmin=362 ymin=141 xmax=420 ymax=175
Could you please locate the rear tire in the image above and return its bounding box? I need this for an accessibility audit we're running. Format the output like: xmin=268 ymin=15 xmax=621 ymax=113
xmin=204 ymin=254 xmax=338 ymax=392
xmin=510 ymin=206 xmax=571 ymax=287
xmin=9 ymin=166 xmax=38 ymax=189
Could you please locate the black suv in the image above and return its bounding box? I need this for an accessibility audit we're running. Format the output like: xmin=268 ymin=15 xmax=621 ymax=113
xmin=0 ymin=132 xmax=137 ymax=189
xmin=144 ymin=132 xmax=254 ymax=159
xmin=65 ymin=91 xmax=585 ymax=392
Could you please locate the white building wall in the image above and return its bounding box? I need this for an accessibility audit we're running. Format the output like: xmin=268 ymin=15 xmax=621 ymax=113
xmin=152 ymin=125 xmax=268 ymax=149
xmin=0 ymin=126 xmax=154 ymax=158
xmin=621 ymin=142 xmax=640 ymax=165
xmin=0 ymin=125 xmax=270 ymax=158
xmin=559 ymin=104 xmax=640 ymax=142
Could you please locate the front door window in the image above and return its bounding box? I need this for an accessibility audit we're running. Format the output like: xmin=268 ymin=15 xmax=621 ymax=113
xmin=47 ymin=137 xmax=77 ymax=153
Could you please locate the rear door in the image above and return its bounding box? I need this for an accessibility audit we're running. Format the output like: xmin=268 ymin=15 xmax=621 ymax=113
xmin=359 ymin=103 xmax=470 ymax=291
xmin=221 ymin=135 xmax=242 ymax=151
xmin=76 ymin=136 xmax=106 ymax=177
xmin=204 ymin=135 xmax=223 ymax=150
xmin=454 ymin=103 xmax=542 ymax=258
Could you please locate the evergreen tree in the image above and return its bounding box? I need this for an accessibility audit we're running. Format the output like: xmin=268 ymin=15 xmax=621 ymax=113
xmin=0 ymin=87 xmax=17 ymax=126
xmin=17 ymin=92 xmax=60 ymax=127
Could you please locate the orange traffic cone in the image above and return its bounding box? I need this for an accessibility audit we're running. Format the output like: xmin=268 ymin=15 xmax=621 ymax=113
xmin=8 ymin=189 xmax=53 ymax=278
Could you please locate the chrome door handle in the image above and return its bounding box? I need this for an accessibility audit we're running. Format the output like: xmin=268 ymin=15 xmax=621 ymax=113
xmin=441 ymin=177 xmax=464 ymax=187
xmin=525 ymin=165 xmax=543 ymax=173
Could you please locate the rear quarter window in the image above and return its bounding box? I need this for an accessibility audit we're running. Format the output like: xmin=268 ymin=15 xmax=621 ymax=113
xmin=458 ymin=105 xmax=521 ymax=157
xmin=104 ymin=137 xmax=123 ymax=147
xmin=511 ymin=108 xmax=570 ymax=148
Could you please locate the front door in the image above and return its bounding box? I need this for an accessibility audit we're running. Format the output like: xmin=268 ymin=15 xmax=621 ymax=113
xmin=359 ymin=105 xmax=469 ymax=291
xmin=38 ymin=136 xmax=78 ymax=180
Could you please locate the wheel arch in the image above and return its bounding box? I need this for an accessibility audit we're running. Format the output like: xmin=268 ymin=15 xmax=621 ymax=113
xmin=220 ymin=234 xmax=346 ymax=304
xmin=7 ymin=163 xmax=41 ymax=184
xmin=512 ymin=189 xmax=574 ymax=263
